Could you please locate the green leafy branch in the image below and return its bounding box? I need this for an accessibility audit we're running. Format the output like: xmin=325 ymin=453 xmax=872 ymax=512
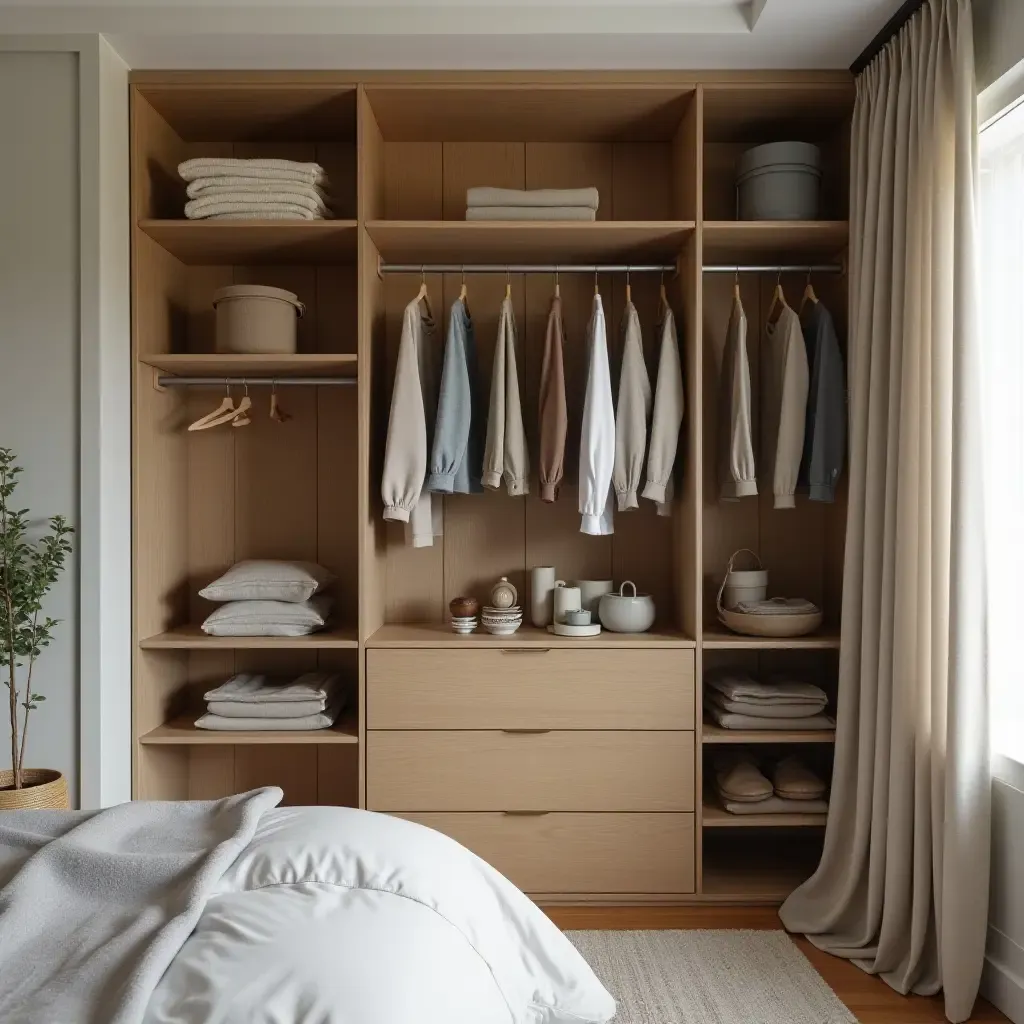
xmin=1 ymin=448 xmax=73 ymax=790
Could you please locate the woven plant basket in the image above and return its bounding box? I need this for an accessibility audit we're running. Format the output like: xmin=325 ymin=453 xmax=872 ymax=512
xmin=0 ymin=769 xmax=69 ymax=810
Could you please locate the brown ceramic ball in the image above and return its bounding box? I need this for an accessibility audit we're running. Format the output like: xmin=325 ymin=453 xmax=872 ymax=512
xmin=449 ymin=596 xmax=480 ymax=618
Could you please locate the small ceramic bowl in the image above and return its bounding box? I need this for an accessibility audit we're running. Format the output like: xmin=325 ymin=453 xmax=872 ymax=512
xmin=450 ymin=596 xmax=480 ymax=619
xmin=564 ymin=609 xmax=592 ymax=626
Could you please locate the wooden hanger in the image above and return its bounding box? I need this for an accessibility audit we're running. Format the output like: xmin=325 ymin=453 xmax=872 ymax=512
xmin=766 ymin=269 xmax=787 ymax=326
xmin=733 ymin=268 xmax=741 ymax=303
xmin=458 ymin=266 xmax=471 ymax=317
xmin=554 ymin=267 xmax=560 ymax=300
xmin=505 ymin=267 xmax=511 ymax=302
xmin=659 ymin=270 xmax=668 ymax=316
xmin=416 ymin=266 xmax=433 ymax=319
xmin=594 ymin=269 xmax=600 ymax=297
xmin=188 ymin=385 xmax=238 ymax=432
xmin=269 ymin=381 xmax=291 ymax=424
xmin=231 ymin=382 xmax=252 ymax=427
xmin=801 ymin=269 xmax=819 ymax=311
xmin=625 ymin=268 xmax=632 ymax=306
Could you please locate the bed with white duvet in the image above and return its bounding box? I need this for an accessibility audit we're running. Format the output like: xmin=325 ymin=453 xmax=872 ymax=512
xmin=144 ymin=805 xmax=615 ymax=1024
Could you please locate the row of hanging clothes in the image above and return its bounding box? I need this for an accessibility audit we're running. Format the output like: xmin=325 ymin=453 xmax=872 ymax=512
xmin=381 ymin=271 xmax=684 ymax=547
xmin=718 ymin=272 xmax=846 ymax=509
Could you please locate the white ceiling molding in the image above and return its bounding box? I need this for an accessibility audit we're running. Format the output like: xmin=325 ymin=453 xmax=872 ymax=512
xmin=0 ymin=0 xmax=906 ymax=70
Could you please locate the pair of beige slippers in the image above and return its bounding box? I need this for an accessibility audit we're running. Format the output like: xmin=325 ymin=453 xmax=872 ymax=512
xmin=714 ymin=752 xmax=826 ymax=804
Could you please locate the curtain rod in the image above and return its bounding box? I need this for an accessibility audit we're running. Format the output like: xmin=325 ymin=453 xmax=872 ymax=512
xmin=378 ymin=262 xmax=676 ymax=275
xmin=156 ymin=377 xmax=356 ymax=387
xmin=703 ymin=264 xmax=844 ymax=274
xmin=851 ymin=0 xmax=925 ymax=75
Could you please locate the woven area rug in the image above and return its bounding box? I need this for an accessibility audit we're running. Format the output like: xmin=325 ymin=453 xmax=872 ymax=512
xmin=568 ymin=930 xmax=857 ymax=1024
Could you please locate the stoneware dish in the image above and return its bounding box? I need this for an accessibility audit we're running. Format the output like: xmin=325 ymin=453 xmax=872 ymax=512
xmin=598 ymin=581 xmax=656 ymax=633
xmin=450 ymin=596 xmax=480 ymax=619
xmin=564 ymin=609 xmax=592 ymax=626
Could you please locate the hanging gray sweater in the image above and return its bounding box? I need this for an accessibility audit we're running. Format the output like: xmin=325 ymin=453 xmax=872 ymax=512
xmin=798 ymin=301 xmax=846 ymax=502
xmin=427 ymin=298 xmax=484 ymax=495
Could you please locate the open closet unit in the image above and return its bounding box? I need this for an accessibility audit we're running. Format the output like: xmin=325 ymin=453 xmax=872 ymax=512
xmin=130 ymin=71 xmax=852 ymax=904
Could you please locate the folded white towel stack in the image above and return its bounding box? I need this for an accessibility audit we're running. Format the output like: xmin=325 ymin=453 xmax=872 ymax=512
xmin=177 ymin=158 xmax=333 ymax=221
xmin=195 ymin=671 xmax=347 ymax=731
xmin=704 ymin=667 xmax=830 ymax=730
xmin=465 ymin=186 xmax=599 ymax=222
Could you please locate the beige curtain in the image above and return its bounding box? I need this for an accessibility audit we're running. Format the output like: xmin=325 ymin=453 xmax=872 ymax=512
xmin=779 ymin=2 xmax=990 ymax=1022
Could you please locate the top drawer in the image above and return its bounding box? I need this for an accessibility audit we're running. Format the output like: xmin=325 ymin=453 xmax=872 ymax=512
xmin=367 ymin=648 xmax=694 ymax=729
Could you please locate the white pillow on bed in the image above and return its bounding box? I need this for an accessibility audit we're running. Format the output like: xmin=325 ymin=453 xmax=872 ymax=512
xmin=145 ymin=807 xmax=615 ymax=1024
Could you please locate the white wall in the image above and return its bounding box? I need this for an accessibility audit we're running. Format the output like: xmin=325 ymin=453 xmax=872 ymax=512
xmin=0 ymin=50 xmax=81 ymax=801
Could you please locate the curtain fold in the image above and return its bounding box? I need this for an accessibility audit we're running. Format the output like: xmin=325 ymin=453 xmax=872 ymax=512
xmin=778 ymin=2 xmax=990 ymax=1021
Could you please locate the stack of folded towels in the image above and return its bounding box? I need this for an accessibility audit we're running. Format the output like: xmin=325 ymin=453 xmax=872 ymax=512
xmin=704 ymin=667 xmax=833 ymax=730
xmin=177 ymin=157 xmax=333 ymax=221
xmin=713 ymin=751 xmax=828 ymax=816
xmin=199 ymin=560 xmax=335 ymax=638
xmin=465 ymin=186 xmax=599 ymax=222
xmin=195 ymin=672 xmax=346 ymax=731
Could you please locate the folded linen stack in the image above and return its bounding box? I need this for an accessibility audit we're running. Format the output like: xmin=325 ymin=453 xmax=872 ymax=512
xmin=465 ymin=186 xmax=599 ymax=222
xmin=714 ymin=752 xmax=828 ymax=815
xmin=199 ymin=560 xmax=335 ymax=637
xmin=704 ymin=667 xmax=833 ymax=730
xmin=177 ymin=157 xmax=333 ymax=221
xmin=195 ymin=672 xmax=347 ymax=731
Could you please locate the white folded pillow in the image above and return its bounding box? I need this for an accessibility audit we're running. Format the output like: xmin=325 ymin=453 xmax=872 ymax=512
xmin=201 ymin=596 xmax=333 ymax=637
xmin=200 ymin=560 xmax=335 ymax=604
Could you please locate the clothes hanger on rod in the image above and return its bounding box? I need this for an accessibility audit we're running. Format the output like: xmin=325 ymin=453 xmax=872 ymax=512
xmin=188 ymin=383 xmax=238 ymax=432
xmin=766 ymin=268 xmax=787 ymax=326
xmin=659 ymin=270 xmax=669 ymax=316
xmin=733 ymin=267 xmax=741 ymax=303
xmin=505 ymin=267 xmax=511 ymax=302
xmin=625 ymin=267 xmax=632 ymax=306
xmin=231 ymin=381 xmax=252 ymax=427
xmin=801 ymin=269 xmax=819 ymax=311
xmin=458 ymin=266 xmax=471 ymax=317
xmin=554 ymin=267 xmax=560 ymax=300
xmin=415 ymin=266 xmax=433 ymax=319
xmin=269 ymin=380 xmax=291 ymax=424
xmin=594 ymin=268 xmax=600 ymax=297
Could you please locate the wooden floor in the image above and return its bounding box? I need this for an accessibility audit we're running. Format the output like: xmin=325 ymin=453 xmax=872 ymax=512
xmin=546 ymin=907 xmax=1009 ymax=1024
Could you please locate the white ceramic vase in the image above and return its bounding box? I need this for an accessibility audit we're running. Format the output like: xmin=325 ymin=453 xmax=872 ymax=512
xmin=552 ymin=581 xmax=582 ymax=625
xmin=530 ymin=566 xmax=557 ymax=627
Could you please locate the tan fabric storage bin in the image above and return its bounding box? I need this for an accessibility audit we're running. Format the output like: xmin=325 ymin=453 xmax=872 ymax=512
xmin=213 ymin=284 xmax=304 ymax=354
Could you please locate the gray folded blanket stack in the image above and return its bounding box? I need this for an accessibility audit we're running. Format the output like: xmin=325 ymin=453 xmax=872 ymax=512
xmin=178 ymin=158 xmax=334 ymax=221
xmin=466 ymin=186 xmax=599 ymax=222
xmin=195 ymin=671 xmax=346 ymax=731
xmin=703 ymin=668 xmax=833 ymax=730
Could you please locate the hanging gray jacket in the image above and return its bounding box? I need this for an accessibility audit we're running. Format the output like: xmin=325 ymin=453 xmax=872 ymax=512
xmin=427 ymin=298 xmax=484 ymax=495
xmin=798 ymin=301 xmax=846 ymax=502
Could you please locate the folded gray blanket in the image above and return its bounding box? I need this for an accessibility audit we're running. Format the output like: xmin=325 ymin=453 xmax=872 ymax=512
xmin=196 ymin=688 xmax=346 ymax=731
xmin=707 ymin=691 xmax=827 ymax=719
xmin=177 ymin=157 xmax=326 ymax=186
xmin=204 ymin=671 xmax=336 ymax=704
xmin=185 ymin=200 xmax=322 ymax=221
xmin=466 ymin=206 xmax=596 ymax=221
xmin=704 ymin=699 xmax=835 ymax=731
xmin=704 ymin=668 xmax=827 ymax=704
xmin=185 ymin=191 xmax=331 ymax=219
xmin=0 ymin=787 xmax=281 ymax=1024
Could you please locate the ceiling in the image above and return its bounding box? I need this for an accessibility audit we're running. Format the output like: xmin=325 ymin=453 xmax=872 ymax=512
xmin=0 ymin=0 xmax=907 ymax=70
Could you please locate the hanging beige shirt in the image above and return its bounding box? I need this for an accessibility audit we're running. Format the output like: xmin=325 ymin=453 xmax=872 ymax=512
xmin=538 ymin=295 xmax=568 ymax=502
xmin=643 ymin=306 xmax=684 ymax=517
xmin=613 ymin=301 xmax=652 ymax=512
xmin=381 ymin=297 xmax=442 ymax=547
xmin=482 ymin=295 xmax=530 ymax=496
xmin=718 ymin=294 xmax=757 ymax=501
xmin=764 ymin=304 xmax=809 ymax=510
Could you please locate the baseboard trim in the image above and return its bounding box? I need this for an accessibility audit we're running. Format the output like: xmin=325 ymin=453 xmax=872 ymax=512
xmin=982 ymin=938 xmax=1024 ymax=1024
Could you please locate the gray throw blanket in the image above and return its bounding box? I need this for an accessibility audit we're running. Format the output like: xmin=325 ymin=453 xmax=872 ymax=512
xmin=0 ymin=786 xmax=282 ymax=1024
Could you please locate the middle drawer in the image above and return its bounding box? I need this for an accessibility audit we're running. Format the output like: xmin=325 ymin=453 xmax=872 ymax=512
xmin=367 ymin=730 xmax=695 ymax=811
xmin=367 ymin=648 xmax=694 ymax=730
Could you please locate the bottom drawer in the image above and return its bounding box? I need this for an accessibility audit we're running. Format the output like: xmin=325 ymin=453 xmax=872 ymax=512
xmin=399 ymin=812 xmax=695 ymax=895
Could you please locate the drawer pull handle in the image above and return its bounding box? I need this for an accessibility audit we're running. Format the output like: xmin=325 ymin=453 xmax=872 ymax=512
xmin=503 ymin=810 xmax=551 ymax=816
xmin=501 ymin=729 xmax=552 ymax=735
xmin=500 ymin=648 xmax=551 ymax=654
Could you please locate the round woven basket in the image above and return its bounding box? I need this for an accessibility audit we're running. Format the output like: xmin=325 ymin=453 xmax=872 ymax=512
xmin=0 ymin=769 xmax=69 ymax=810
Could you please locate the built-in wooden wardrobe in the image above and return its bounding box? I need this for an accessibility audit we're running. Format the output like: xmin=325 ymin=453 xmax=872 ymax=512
xmin=130 ymin=71 xmax=852 ymax=904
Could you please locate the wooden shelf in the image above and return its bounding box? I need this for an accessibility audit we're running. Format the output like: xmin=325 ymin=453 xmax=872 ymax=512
xmin=138 ymin=219 xmax=357 ymax=265
xmin=702 ymin=627 xmax=841 ymax=650
xmin=702 ymin=722 xmax=836 ymax=744
xmin=703 ymin=799 xmax=828 ymax=828
xmin=366 ymin=221 xmax=694 ymax=264
xmin=702 ymin=221 xmax=848 ymax=265
xmin=702 ymin=833 xmax=823 ymax=900
xmin=140 ymin=352 xmax=358 ymax=379
xmin=139 ymin=715 xmax=358 ymax=745
xmin=366 ymin=623 xmax=695 ymax=649
xmin=138 ymin=625 xmax=358 ymax=650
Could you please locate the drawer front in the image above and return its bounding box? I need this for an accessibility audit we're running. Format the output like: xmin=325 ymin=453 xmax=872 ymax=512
xmin=401 ymin=812 xmax=695 ymax=894
xmin=367 ymin=649 xmax=694 ymax=730
xmin=367 ymin=730 xmax=694 ymax=811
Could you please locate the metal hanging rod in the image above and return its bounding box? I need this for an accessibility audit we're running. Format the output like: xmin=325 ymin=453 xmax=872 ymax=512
xmin=703 ymin=264 xmax=844 ymax=275
xmin=379 ymin=262 xmax=676 ymax=275
xmin=157 ymin=376 xmax=356 ymax=388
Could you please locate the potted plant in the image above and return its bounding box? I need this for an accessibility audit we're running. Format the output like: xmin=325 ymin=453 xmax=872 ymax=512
xmin=1 ymin=448 xmax=74 ymax=809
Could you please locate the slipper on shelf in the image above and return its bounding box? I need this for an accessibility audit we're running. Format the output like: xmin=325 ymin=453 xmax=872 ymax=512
xmin=772 ymin=755 xmax=827 ymax=801
xmin=713 ymin=752 xmax=774 ymax=803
